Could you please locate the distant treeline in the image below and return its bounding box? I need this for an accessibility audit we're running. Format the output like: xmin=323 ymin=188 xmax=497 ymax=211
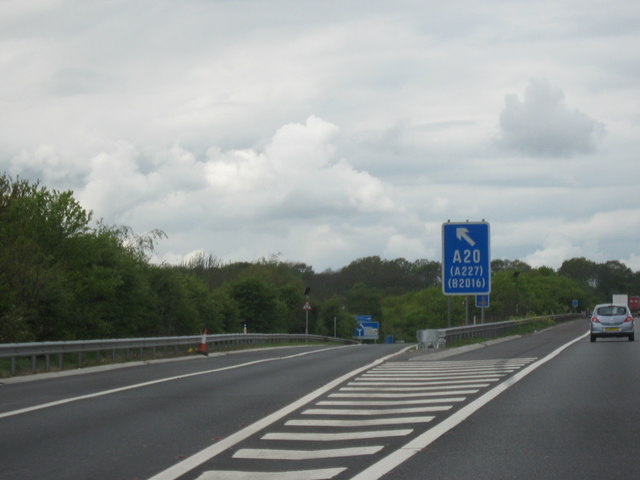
xmin=2 ymin=173 xmax=638 ymax=343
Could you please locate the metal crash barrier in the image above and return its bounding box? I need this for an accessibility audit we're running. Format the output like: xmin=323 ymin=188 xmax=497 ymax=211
xmin=0 ymin=333 xmax=357 ymax=377
xmin=417 ymin=313 xmax=580 ymax=350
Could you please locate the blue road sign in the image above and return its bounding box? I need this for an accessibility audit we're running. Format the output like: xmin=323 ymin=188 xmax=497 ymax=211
xmin=442 ymin=221 xmax=491 ymax=295
xmin=476 ymin=294 xmax=490 ymax=308
xmin=353 ymin=321 xmax=379 ymax=340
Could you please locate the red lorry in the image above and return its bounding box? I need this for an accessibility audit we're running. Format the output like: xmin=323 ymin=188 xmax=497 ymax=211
xmin=629 ymin=296 xmax=640 ymax=314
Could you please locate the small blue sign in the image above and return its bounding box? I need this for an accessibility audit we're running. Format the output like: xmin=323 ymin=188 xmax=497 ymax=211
xmin=442 ymin=222 xmax=491 ymax=295
xmin=476 ymin=294 xmax=490 ymax=308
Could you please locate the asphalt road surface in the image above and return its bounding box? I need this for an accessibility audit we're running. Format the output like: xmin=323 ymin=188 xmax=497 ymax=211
xmin=2 ymin=318 xmax=638 ymax=480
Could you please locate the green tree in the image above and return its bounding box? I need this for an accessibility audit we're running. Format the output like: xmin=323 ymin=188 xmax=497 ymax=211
xmin=382 ymin=287 xmax=454 ymax=342
xmin=317 ymin=296 xmax=352 ymax=338
xmin=210 ymin=288 xmax=240 ymax=333
xmin=0 ymin=175 xmax=93 ymax=340
xmin=558 ymin=257 xmax=599 ymax=288
xmin=227 ymin=278 xmax=283 ymax=333
xmin=596 ymin=260 xmax=634 ymax=300
xmin=345 ymin=282 xmax=383 ymax=326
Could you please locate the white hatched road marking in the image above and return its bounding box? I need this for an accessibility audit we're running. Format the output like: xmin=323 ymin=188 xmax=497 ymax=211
xmin=233 ymin=446 xmax=383 ymax=460
xmin=158 ymin=356 xmax=544 ymax=480
xmin=302 ymin=405 xmax=452 ymax=415
xmin=330 ymin=389 xmax=479 ymax=397
xmin=359 ymin=373 xmax=508 ymax=379
xmin=365 ymin=366 xmax=518 ymax=373
xmin=363 ymin=370 xmax=511 ymax=373
xmin=349 ymin=378 xmax=502 ymax=385
xmin=340 ymin=384 xmax=490 ymax=391
xmin=261 ymin=429 xmax=413 ymax=441
xmin=194 ymin=468 xmax=346 ymax=480
xmin=316 ymin=397 xmax=466 ymax=406
xmin=349 ymin=345 xmax=585 ymax=480
xmin=285 ymin=416 xmax=435 ymax=427
xmin=372 ymin=368 xmax=509 ymax=372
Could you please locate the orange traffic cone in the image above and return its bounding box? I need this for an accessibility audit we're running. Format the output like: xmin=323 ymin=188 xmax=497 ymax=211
xmin=197 ymin=328 xmax=208 ymax=356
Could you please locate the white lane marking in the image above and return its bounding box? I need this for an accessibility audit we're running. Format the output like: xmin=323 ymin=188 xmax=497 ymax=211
xmin=349 ymin=378 xmax=501 ymax=385
xmin=0 ymin=346 xmax=351 ymax=420
xmin=330 ymin=390 xmax=479 ymax=398
xmin=233 ymin=446 xmax=383 ymax=460
xmin=362 ymin=367 xmax=517 ymax=377
xmin=285 ymin=416 xmax=435 ymax=427
xmin=349 ymin=333 xmax=589 ymax=480
xmin=371 ymin=363 xmax=516 ymax=372
xmin=340 ymin=384 xmax=490 ymax=391
xmin=358 ymin=373 xmax=507 ymax=379
xmin=384 ymin=359 xmax=536 ymax=367
xmin=316 ymin=397 xmax=465 ymax=406
xmin=302 ymin=405 xmax=452 ymax=415
xmin=261 ymin=430 xmax=413 ymax=441
xmin=194 ymin=468 xmax=346 ymax=480
xmin=357 ymin=370 xmax=515 ymax=381
xmin=367 ymin=367 xmax=517 ymax=373
xmin=356 ymin=371 xmax=507 ymax=381
xmin=146 ymin=346 xmax=413 ymax=480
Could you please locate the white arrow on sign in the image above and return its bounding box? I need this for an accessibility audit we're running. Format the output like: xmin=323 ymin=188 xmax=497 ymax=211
xmin=456 ymin=227 xmax=475 ymax=246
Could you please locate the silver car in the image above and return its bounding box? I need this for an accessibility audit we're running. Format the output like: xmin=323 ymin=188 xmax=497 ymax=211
xmin=590 ymin=304 xmax=635 ymax=342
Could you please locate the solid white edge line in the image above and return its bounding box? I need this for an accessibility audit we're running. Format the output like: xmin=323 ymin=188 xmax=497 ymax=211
xmin=146 ymin=345 xmax=414 ymax=480
xmin=0 ymin=346 xmax=352 ymax=420
xmin=349 ymin=331 xmax=590 ymax=480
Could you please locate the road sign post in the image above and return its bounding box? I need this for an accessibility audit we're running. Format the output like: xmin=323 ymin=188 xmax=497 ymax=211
xmin=442 ymin=221 xmax=491 ymax=295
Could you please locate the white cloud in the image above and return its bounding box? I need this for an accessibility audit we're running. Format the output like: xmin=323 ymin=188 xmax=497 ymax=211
xmin=383 ymin=234 xmax=429 ymax=261
xmin=1 ymin=0 xmax=639 ymax=272
xmin=497 ymin=79 xmax=606 ymax=157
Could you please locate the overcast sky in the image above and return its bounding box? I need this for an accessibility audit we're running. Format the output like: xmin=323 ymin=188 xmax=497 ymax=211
xmin=2 ymin=0 xmax=639 ymax=272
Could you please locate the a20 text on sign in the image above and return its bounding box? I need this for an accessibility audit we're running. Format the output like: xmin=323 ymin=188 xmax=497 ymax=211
xmin=442 ymin=221 xmax=491 ymax=295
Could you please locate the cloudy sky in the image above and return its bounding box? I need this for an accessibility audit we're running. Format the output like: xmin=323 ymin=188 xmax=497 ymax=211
xmin=2 ymin=0 xmax=639 ymax=272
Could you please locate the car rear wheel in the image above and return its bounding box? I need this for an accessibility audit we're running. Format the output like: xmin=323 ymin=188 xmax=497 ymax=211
xmin=590 ymin=334 xmax=596 ymax=342
xmin=629 ymin=334 xmax=635 ymax=342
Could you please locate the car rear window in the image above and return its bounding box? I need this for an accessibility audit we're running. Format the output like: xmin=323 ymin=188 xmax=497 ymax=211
xmin=596 ymin=306 xmax=628 ymax=316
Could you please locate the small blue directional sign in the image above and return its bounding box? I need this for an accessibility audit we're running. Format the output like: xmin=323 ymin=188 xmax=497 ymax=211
xmin=476 ymin=294 xmax=490 ymax=308
xmin=442 ymin=221 xmax=491 ymax=295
